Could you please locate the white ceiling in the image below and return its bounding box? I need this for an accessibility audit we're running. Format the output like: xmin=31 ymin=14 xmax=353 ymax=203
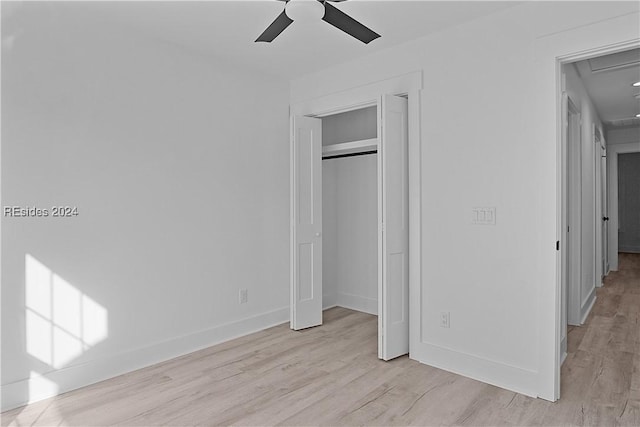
xmin=574 ymin=48 xmax=640 ymax=128
xmin=4 ymin=1 xmax=519 ymax=80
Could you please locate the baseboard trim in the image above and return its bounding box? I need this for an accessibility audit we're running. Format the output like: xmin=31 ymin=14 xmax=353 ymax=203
xmin=336 ymin=292 xmax=377 ymax=315
xmin=1 ymin=306 xmax=289 ymax=412
xmin=580 ymin=291 xmax=597 ymax=325
xmin=619 ymin=248 xmax=640 ymax=254
xmin=323 ymin=293 xmax=337 ymax=310
xmin=411 ymin=342 xmax=538 ymax=398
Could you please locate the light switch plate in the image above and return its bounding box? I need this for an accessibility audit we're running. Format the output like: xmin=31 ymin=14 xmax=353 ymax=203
xmin=472 ymin=207 xmax=496 ymax=225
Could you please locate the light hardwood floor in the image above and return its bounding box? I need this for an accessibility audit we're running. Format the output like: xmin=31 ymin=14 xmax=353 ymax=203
xmin=3 ymin=253 xmax=640 ymax=426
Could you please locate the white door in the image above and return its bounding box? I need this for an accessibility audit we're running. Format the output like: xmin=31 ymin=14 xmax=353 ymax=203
xmin=567 ymin=99 xmax=582 ymax=326
xmin=290 ymin=116 xmax=323 ymax=330
xmin=378 ymin=95 xmax=409 ymax=360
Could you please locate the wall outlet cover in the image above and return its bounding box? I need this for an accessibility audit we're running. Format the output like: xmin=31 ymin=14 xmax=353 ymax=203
xmin=440 ymin=311 xmax=450 ymax=328
xmin=239 ymin=289 xmax=248 ymax=304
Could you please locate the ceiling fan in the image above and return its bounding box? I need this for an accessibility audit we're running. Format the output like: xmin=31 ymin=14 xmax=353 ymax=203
xmin=256 ymin=0 xmax=381 ymax=44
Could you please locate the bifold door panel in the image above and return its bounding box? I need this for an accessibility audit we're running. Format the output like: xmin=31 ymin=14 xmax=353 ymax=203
xmin=379 ymin=95 xmax=410 ymax=360
xmin=291 ymin=116 xmax=323 ymax=330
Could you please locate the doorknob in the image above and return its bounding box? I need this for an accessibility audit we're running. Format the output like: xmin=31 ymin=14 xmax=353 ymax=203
xmin=603 ymin=217 xmax=609 ymax=221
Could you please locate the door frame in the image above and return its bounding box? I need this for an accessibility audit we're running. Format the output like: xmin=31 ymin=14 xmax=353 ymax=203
xmin=608 ymin=142 xmax=640 ymax=270
xmin=594 ymin=125 xmax=604 ymax=287
xmin=564 ymin=94 xmax=582 ymax=328
xmin=600 ymin=136 xmax=609 ymax=278
xmin=290 ymin=71 xmax=422 ymax=357
xmin=543 ymin=24 xmax=640 ymax=400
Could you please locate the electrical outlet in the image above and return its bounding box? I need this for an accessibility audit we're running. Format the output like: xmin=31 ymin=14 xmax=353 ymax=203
xmin=239 ymin=289 xmax=248 ymax=304
xmin=440 ymin=311 xmax=450 ymax=328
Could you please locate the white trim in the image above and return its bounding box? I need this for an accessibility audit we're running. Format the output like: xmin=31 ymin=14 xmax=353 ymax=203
xmin=312 ymin=101 xmax=378 ymax=118
xmin=560 ymin=340 xmax=568 ymax=365
xmin=408 ymin=88 xmax=422 ymax=362
xmin=289 ymin=71 xmax=422 ymax=362
xmin=566 ymin=96 xmax=582 ymax=327
xmin=291 ymin=71 xmax=422 ymax=117
xmin=377 ymin=96 xmax=384 ymax=358
xmin=323 ymin=292 xmax=338 ymax=310
xmin=608 ymin=142 xmax=640 ymax=271
xmin=322 ymin=138 xmax=378 ymax=157
xmin=289 ymin=116 xmax=296 ymax=328
xmin=580 ymin=292 xmax=596 ymax=325
xmin=620 ymin=247 xmax=640 ymax=253
xmin=336 ymin=293 xmax=378 ymax=316
xmin=0 ymin=307 xmax=289 ymax=412
xmin=535 ymin=10 xmax=640 ymax=401
xmin=413 ymin=343 xmax=539 ymax=398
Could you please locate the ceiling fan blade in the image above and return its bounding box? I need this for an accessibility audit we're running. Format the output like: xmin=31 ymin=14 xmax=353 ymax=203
xmin=322 ymin=2 xmax=380 ymax=44
xmin=255 ymin=10 xmax=294 ymax=43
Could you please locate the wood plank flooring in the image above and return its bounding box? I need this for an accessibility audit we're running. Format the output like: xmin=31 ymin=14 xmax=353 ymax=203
xmin=3 ymin=253 xmax=640 ymax=426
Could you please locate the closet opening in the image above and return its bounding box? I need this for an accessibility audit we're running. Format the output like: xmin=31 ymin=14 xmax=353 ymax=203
xmin=322 ymin=106 xmax=379 ymax=325
xmin=290 ymin=95 xmax=409 ymax=361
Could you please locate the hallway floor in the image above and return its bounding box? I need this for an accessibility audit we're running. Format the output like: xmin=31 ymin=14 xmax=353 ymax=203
xmin=2 ymin=254 xmax=640 ymax=426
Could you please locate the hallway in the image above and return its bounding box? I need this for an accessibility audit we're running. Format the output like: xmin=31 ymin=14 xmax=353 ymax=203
xmin=559 ymin=252 xmax=640 ymax=425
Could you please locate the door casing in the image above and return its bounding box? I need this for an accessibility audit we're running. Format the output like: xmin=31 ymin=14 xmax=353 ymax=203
xmin=289 ymin=72 xmax=422 ymax=361
xmin=552 ymin=36 xmax=640 ymax=401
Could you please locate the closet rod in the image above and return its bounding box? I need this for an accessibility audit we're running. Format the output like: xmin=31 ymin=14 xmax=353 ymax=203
xmin=322 ymin=150 xmax=377 ymax=160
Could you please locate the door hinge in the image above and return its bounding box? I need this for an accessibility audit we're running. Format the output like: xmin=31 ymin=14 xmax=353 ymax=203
xmin=556 ymin=241 xmax=560 ymax=251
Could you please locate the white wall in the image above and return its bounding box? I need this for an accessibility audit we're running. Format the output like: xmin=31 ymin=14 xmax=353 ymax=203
xmin=564 ymin=63 xmax=604 ymax=320
xmin=322 ymin=160 xmax=339 ymax=309
xmin=608 ymin=126 xmax=640 ymax=145
xmin=291 ymin=1 xmax=639 ymax=399
xmin=1 ymin=3 xmax=290 ymax=411
xmin=322 ymin=106 xmax=377 ymax=146
xmin=323 ymin=155 xmax=378 ymax=315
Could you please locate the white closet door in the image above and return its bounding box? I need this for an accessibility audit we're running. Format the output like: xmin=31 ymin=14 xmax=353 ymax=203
xmin=379 ymin=95 xmax=409 ymax=360
xmin=290 ymin=116 xmax=323 ymax=330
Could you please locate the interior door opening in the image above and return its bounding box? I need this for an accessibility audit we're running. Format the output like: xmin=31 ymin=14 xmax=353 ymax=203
xmin=617 ymin=153 xmax=640 ymax=254
xmin=557 ymin=44 xmax=640 ymax=401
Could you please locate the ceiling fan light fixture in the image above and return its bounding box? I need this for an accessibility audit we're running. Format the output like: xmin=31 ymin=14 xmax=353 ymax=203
xmin=256 ymin=0 xmax=380 ymax=44
xmin=285 ymin=0 xmax=325 ymax=23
